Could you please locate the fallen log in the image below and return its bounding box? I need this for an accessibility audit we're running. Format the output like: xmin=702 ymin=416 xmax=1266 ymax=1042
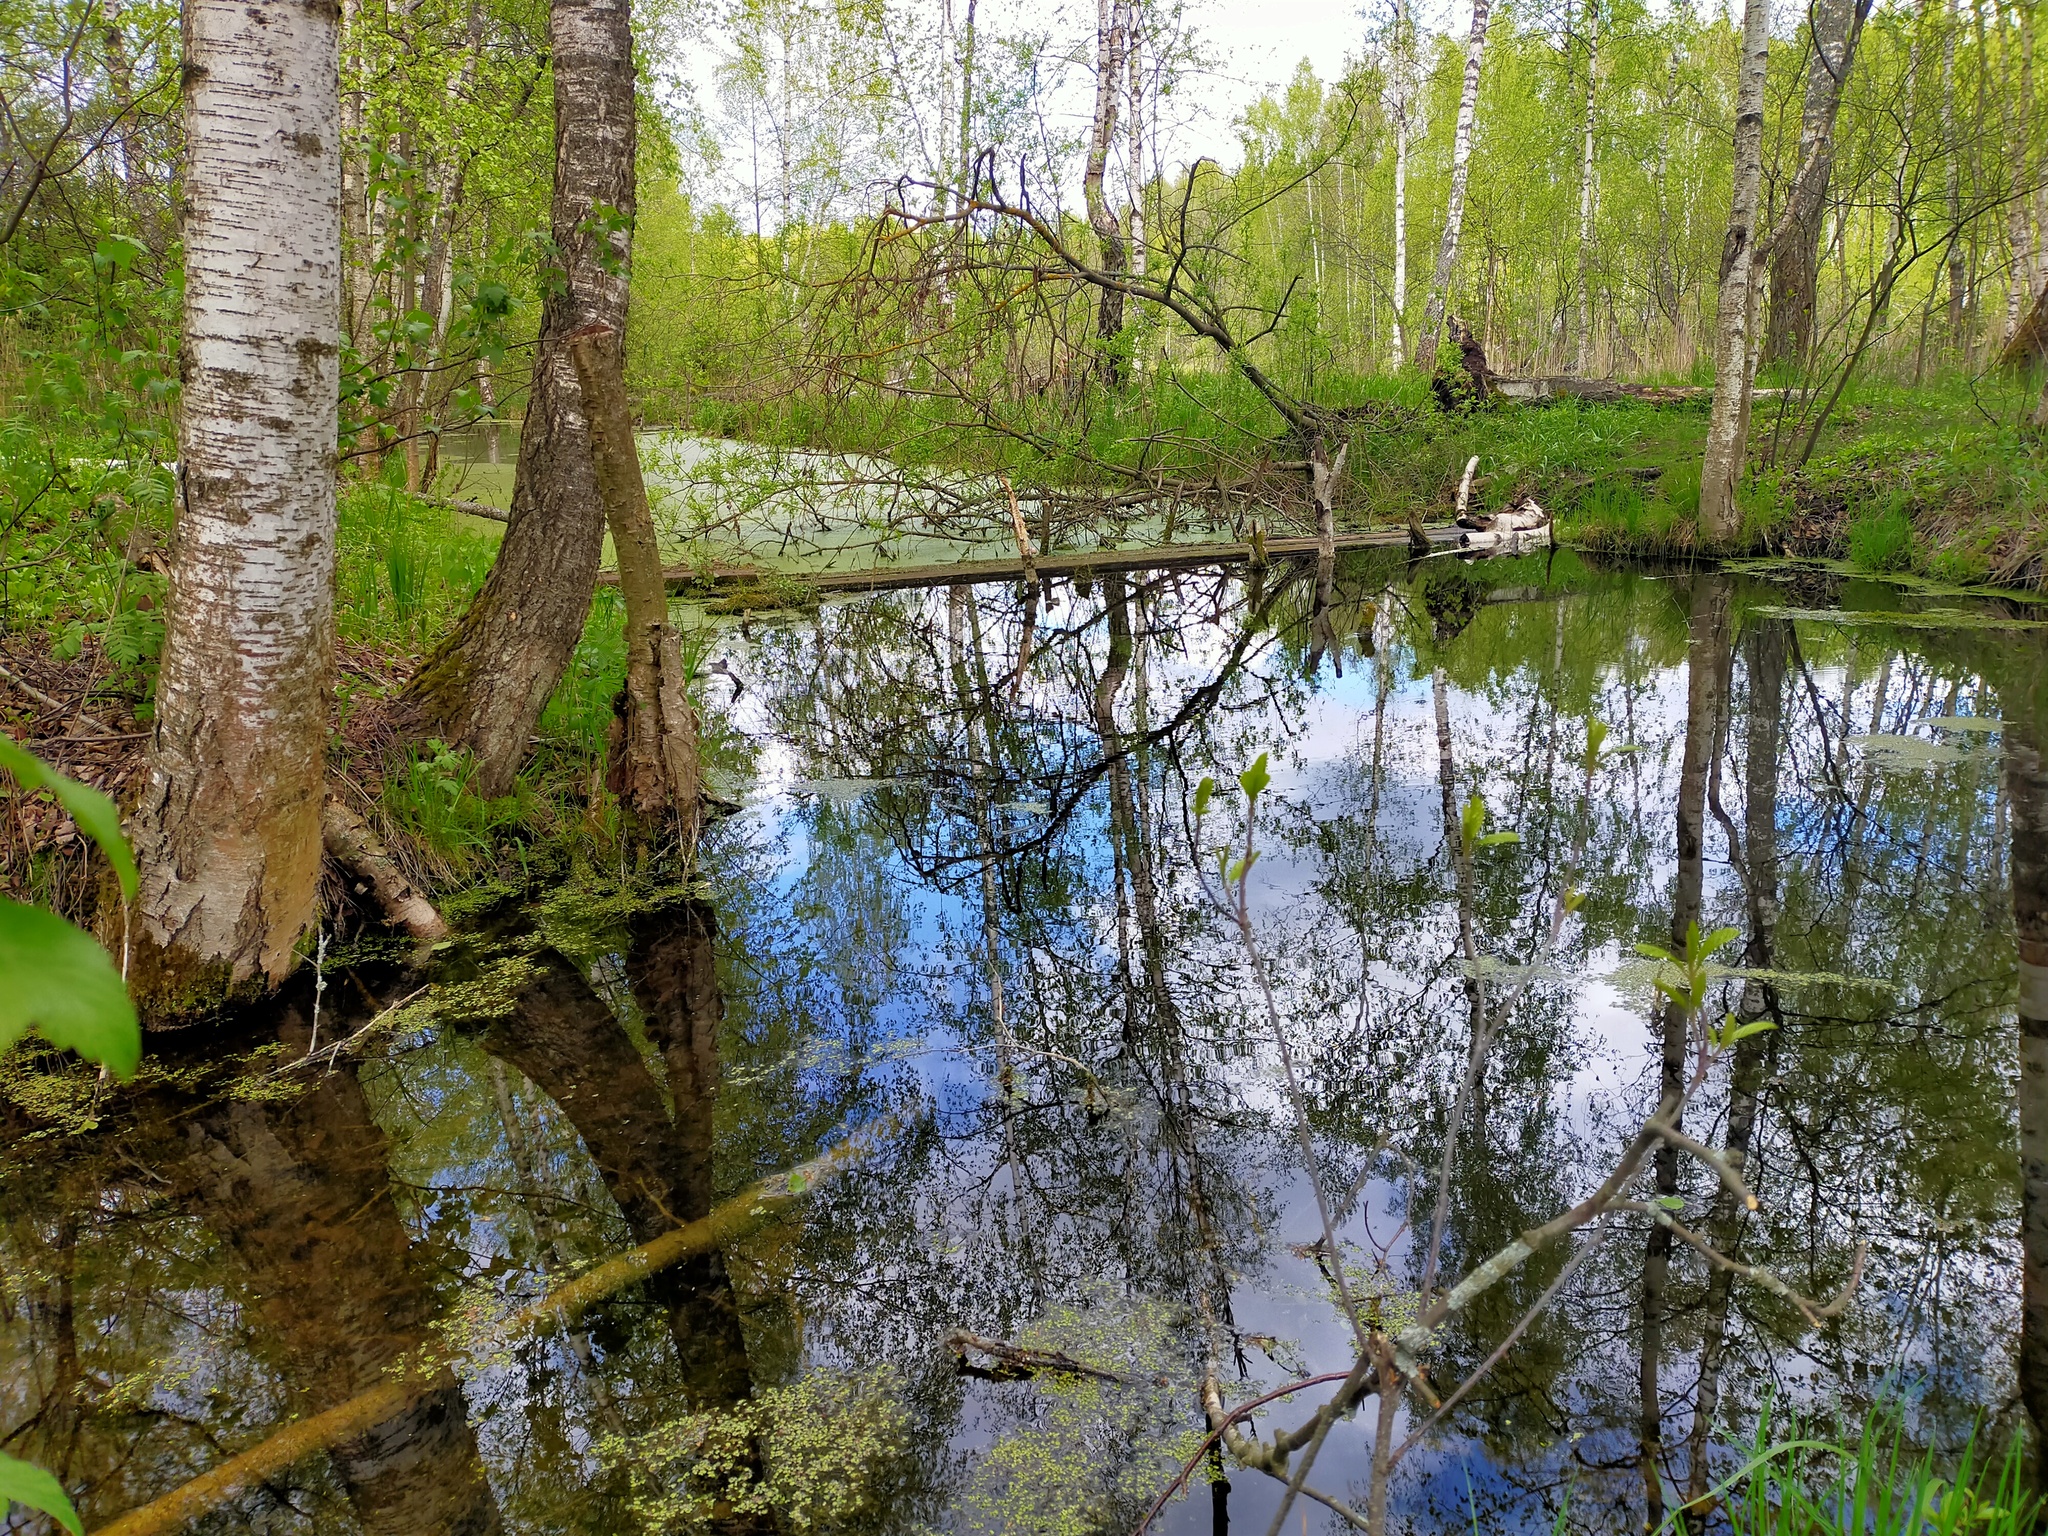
xmin=1492 ymin=377 xmax=1798 ymax=405
xmin=612 ymin=527 xmax=1463 ymax=597
xmin=321 ymin=798 xmax=448 ymax=942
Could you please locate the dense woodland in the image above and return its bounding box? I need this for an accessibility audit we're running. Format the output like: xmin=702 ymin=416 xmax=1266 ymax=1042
xmin=5 ymin=0 xmax=2048 ymax=1530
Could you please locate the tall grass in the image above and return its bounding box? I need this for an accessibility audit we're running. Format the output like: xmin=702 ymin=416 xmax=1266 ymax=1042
xmin=1684 ymin=1401 xmax=2034 ymax=1536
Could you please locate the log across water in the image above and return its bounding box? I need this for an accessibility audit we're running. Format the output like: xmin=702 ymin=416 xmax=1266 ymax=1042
xmin=601 ymin=526 xmax=1466 ymax=596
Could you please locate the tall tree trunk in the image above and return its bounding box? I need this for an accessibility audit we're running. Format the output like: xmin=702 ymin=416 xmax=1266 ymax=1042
xmin=402 ymin=0 xmax=635 ymax=797
xmin=955 ymin=0 xmax=977 ymax=211
xmin=1696 ymin=0 xmax=1771 ymax=544
xmin=1641 ymin=573 xmax=1732 ymax=1531
xmin=132 ymin=0 xmax=341 ymax=1006
xmin=2012 ymin=706 xmax=2048 ymax=1493
xmin=1414 ymin=0 xmax=1492 ymax=372
xmin=1681 ymin=615 xmax=1786 ymax=1517
xmin=1574 ymin=0 xmax=1600 ymax=376
xmin=1945 ymin=0 xmax=1969 ymax=355
xmin=1083 ymin=0 xmax=1129 ymax=383
xmin=1389 ymin=0 xmax=1411 ymax=370
xmin=569 ymin=326 xmax=702 ymax=837
xmin=1128 ymin=0 xmax=1145 ymax=284
xmin=1763 ymin=0 xmax=1869 ymax=368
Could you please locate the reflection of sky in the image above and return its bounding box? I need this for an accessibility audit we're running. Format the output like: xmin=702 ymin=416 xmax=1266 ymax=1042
xmin=673 ymin=569 xmax=2023 ymax=1530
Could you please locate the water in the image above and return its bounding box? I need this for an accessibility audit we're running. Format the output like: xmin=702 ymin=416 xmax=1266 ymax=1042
xmin=5 ymin=548 xmax=2044 ymax=1535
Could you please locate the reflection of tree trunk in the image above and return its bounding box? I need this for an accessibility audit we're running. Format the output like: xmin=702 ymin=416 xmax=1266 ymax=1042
xmin=2010 ymin=710 xmax=2048 ymax=1491
xmin=480 ymin=930 xmax=752 ymax=1408
xmin=1683 ymin=616 xmax=1784 ymax=1514
xmin=173 ymin=1045 xmax=502 ymax=1535
xmin=1642 ymin=574 xmax=1731 ymax=1531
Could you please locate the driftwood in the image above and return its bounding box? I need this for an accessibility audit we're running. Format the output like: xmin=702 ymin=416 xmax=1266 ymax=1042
xmin=320 ymin=798 xmax=448 ymax=942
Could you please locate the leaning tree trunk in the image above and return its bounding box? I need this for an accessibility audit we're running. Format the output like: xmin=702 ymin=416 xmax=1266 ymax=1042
xmin=1762 ymin=0 xmax=1867 ymax=368
xmin=131 ymin=0 xmax=340 ymax=1008
xmin=1696 ymin=0 xmax=1772 ymax=545
xmin=1414 ymin=0 xmax=1492 ymax=373
xmin=569 ymin=325 xmax=702 ymax=839
xmin=402 ymin=0 xmax=635 ymax=797
xmin=1083 ymin=0 xmax=1129 ymax=384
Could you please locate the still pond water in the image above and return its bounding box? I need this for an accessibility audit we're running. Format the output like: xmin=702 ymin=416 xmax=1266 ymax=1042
xmin=5 ymin=549 xmax=2044 ymax=1534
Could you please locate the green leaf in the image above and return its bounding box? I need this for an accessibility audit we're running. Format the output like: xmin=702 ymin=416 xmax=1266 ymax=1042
xmin=1476 ymin=831 xmax=1522 ymax=848
xmin=1237 ymin=753 xmax=1270 ymax=804
xmin=0 ymin=732 xmax=138 ymax=900
xmin=1193 ymin=776 xmax=1215 ymax=817
xmin=1696 ymin=925 xmax=1740 ymax=962
xmin=0 ymin=901 xmax=140 ymax=1078
xmin=1225 ymin=851 xmax=1261 ymax=884
xmin=1459 ymin=794 xmax=1486 ymax=850
xmin=1653 ymin=1195 xmax=1684 ymax=1211
xmin=1727 ymin=1019 xmax=1776 ymax=1042
xmin=0 ymin=1449 xmax=83 ymax=1536
xmin=1563 ymin=889 xmax=1586 ymax=913
xmin=1633 ymin=941 xmax=1674 ymax=962
xmin=1584 ymin=719 xmax=1609 ymax=768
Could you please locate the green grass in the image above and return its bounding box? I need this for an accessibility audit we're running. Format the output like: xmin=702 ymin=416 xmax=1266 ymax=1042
xmin=1685 ymin=1401 xmax=2034 ymax=1536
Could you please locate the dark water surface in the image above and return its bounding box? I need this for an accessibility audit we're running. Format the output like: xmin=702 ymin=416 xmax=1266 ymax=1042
xmin=6 ymin=549 xmax=2046 ymax=1534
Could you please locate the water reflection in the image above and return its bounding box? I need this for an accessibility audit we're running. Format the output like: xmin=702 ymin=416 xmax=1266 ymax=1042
xmin=4 ymin=551 xmax=2047 ymax=1533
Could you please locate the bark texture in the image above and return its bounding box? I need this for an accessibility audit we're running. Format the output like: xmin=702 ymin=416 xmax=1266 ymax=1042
xmin=569 ymin=326 xmax=702 ymax=835
xmin=1083 ymin=0 xmax=1129 ymax=381
xmin=1574 ymin=0 xmax=1599 ymax=375
xmin=1696 ymin=0 xmax=1771 ymax=543
xmin=133 ymin=0 xmax=341 ymax=1000
xmin=1763 ymin=0 xmax=1869 ymax=367
xmin=1389 ymin=0 xmax=1412 ymax=369
xmin=1414 ymin=0 xmax=1492 ymax=373
xmin=402 ymin=0 xmax=635 ymax=796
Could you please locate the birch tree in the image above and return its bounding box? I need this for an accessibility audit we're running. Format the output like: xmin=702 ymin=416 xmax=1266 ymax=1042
xmin=1083 ymin=0 xmax=1130 ymax=382
xmin=1414 ymin=0 xmax=1491 ymax=372
xmin=131 ymin=0 xmax=341 ymax=998
xmin=1696 ymin=0 xmax=1772 ymax=543
xmin=1762 ymin=0 xmax=1871 ymax=366
xmin=404 ymin=0 xmax=636 ymax=796
xmin=1574 ymin=0 xmax=1599 ymax=375
xmin=1387 ymin=0 xmax=1412 ymax=369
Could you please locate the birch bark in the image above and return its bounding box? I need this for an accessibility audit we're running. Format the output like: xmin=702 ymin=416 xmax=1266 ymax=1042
xmin=1388 ymin=0 xmax=1410 ymax=368
xmin=1083 ymin=0 xmax=1129 ymax=382
xmin=133 ymin=0 xmax=341 ymax=999
xmin=1696 ymin=0 xmax=1772 ymax=543
xmin=1574 ymin=0 xmax=1599 ymax=375
xmin=1414 ymin=0 xmax=1492 ymax=372
xmin=403 ymin=0 xmax=635 ymax=795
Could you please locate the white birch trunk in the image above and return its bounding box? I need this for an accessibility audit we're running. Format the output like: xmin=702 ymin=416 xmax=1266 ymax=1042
xmin=1128 ymin=4 xmax=1145 ymax=280
xmin=136 ymin=0 xmax=341 ymax=994
xmin=1575 ymin=0 xmax=1600 ymax=375
xmin=1389 ymin=0 xmax=1411 ymax=368
xmin=1415 ymin=0 xmax=1492 ymax=371
xmin=1697 ymin=0 xmax=1772 ymax=542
